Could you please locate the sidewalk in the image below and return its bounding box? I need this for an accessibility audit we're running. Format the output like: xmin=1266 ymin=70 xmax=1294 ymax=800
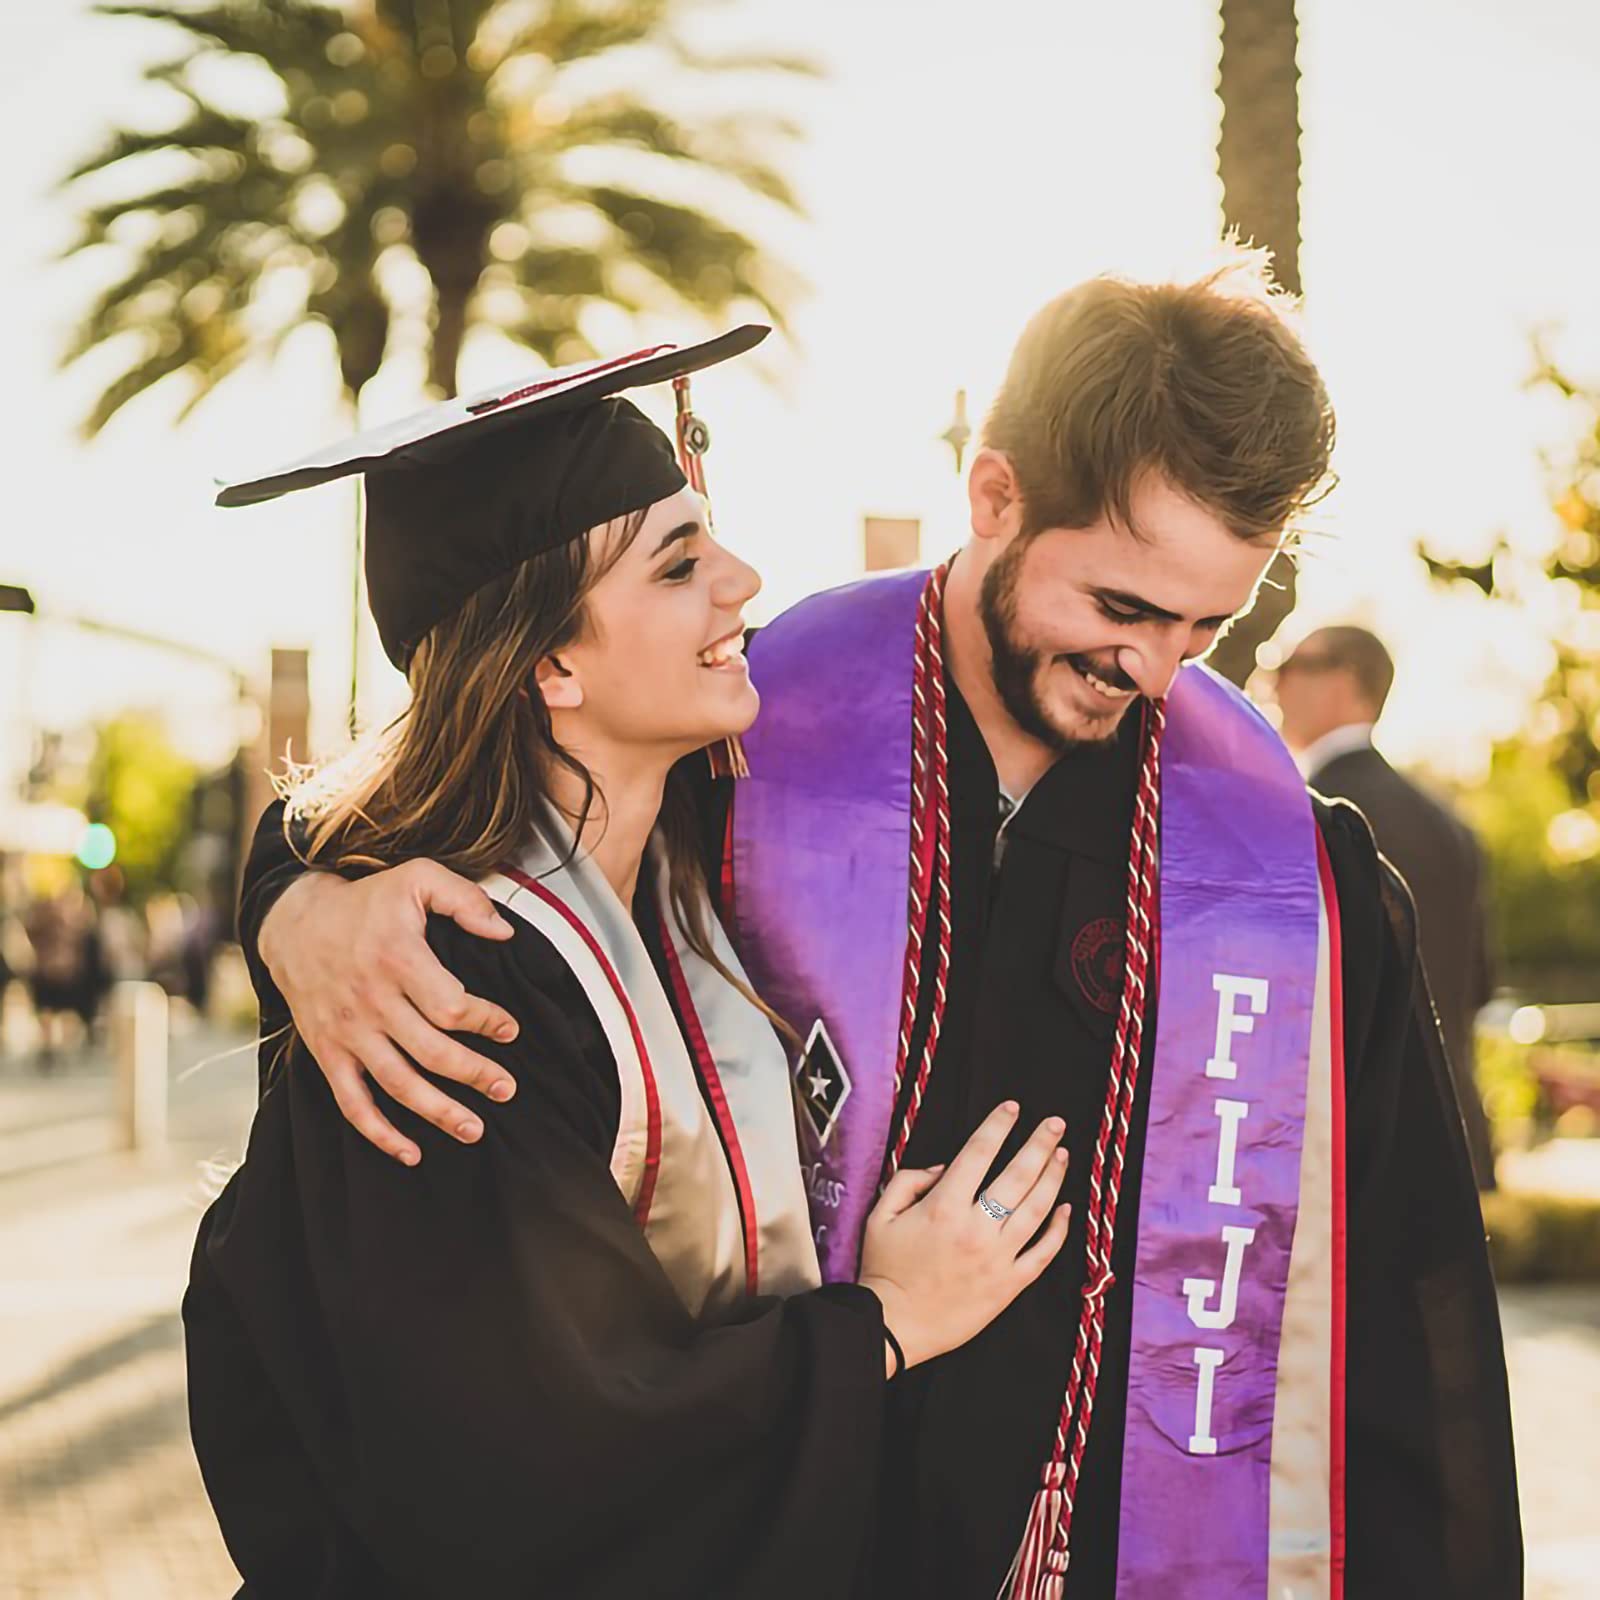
xmin=0 ymin=1033 xmax=1596 ymax=1597
xmin=0 ymin=1026 xmax=254 ymax=1599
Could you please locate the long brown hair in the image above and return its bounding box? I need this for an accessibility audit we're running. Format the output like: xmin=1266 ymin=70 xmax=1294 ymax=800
xmin=282 ymin=509 xmax=794 ymax=1047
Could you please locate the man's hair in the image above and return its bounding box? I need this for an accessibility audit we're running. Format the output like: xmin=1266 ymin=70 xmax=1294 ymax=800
xmin=1304 ymin=624 xmax=1395 ymax=716
xmin=983 ymin=250 xmax=1336 ymax=543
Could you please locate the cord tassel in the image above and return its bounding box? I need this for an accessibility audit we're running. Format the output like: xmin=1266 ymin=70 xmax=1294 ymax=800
xmin=999 ymin=1463 xmax=1069 ymax=1600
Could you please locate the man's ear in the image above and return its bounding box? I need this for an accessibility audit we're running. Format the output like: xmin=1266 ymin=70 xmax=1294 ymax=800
xmin=967 ymin=448 xmax=1023 ymax=543
xmin=534 ymin=654 xmax=583 ymax=711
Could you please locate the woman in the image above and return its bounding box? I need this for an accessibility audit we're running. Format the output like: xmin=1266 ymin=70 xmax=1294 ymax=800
xmin=186 ymin=331 xmax=1072 ymax=1598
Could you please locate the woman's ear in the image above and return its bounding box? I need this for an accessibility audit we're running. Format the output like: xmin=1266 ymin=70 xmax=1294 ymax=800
xmin=534 ymin=654 xmax=583 ymax=711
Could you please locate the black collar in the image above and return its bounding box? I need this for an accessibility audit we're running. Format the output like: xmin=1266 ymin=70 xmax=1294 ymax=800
xmin=944 ymin=667 xmax=1141 ymax=865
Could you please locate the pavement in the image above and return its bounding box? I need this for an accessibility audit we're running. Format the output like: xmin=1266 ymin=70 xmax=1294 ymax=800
xmin=0 ymin=1029 xmax=1596 ymax=1599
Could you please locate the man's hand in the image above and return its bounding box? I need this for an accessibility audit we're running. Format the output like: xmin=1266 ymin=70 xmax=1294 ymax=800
xmin=259 ymin=860 xmax=520 ymax=1165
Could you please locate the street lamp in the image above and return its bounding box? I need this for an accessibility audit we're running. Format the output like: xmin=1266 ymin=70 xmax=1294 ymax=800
xmin=0 ymin=583 xmax=249 ymax=694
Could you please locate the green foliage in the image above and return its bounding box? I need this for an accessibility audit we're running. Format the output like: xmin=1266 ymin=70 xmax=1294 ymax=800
xmin=1422 ymin=349 xmax=1600 ymax=987
xmin=1476 ymin=1028 xmax=1540 ymax=1136
xmin=1465 ymin=743 xmax=1600 ymax=982
xmin=1483 ymin=1187 xmax=1600 ymax=1283
xmin=87 ymin=714 xmax=198 ymax=900
xmin=63 ymin=0 xmax=816 ymax=421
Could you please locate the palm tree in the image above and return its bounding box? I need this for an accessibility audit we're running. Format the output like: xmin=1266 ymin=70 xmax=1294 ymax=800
xmin=1208 ymin=0 xmax=1303 ymax=686
xmin=62 ymin=0 xmax=815 ymax=724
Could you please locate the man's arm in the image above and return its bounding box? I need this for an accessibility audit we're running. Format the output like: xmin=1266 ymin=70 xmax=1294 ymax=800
xmin=1324 ymin=800 xmax=1522 ymax=1597
xmin=242 ymin=798 xmax=522 ymax=1165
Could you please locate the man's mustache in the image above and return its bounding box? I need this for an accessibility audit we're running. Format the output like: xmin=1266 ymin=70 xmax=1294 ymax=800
xmin=1060 ymin=651 xmax=1137 ymax=692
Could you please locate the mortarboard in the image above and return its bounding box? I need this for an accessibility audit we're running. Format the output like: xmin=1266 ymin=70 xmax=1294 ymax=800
xmin=216 ymin=325 xmax=767 ymax=669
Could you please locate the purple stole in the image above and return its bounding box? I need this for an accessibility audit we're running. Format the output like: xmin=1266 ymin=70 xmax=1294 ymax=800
xmin=730 ymin=570 xmax=1345 ymax=1598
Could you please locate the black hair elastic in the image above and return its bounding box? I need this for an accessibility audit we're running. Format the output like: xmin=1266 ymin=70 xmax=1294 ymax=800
xmin=883 ymin=1324 xmax=907 ymax=1381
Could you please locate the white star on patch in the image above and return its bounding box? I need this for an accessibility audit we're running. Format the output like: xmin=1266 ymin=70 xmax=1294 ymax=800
xmin=794 ymin=1018 xmax=852 ymax=1150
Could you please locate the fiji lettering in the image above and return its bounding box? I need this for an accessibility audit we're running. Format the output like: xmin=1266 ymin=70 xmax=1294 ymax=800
xmin=1184 ymin=973 xmax=1267 ymax=1454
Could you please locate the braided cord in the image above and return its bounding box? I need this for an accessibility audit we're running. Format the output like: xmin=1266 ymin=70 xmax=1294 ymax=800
xmin=888 ymin=563 xmax=954 ymax=1175
xmin=1003 ymin=700 xmax=1166 ymax=1600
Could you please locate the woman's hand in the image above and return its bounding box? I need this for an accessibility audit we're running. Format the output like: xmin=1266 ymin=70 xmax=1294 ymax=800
xmin=857 ymin=1101 xmax=1071 ymax=1372
xmin=259 ymin=862 xmax=521 ymax=1164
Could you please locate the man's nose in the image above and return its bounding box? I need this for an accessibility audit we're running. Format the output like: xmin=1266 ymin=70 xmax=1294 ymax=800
xmin=1115 ymin=637 xmax=1187 ymax=700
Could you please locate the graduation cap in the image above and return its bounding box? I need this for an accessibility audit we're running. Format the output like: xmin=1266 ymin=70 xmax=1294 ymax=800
xmin=217 ymin=325 xmax=767 ymax=669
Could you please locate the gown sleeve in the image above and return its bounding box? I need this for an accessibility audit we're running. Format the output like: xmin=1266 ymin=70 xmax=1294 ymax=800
xmin=237 ymin=797 xmax=299 ymax=1031
xmin=186 ymin=911 xmax=886 ymax=1600
xmin=1318 ymin=799 xmax=1523 ymax=1598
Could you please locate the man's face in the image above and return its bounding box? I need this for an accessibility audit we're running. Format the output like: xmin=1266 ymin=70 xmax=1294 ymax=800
xmin=978 ymin=475 xmax=1278 ymax=750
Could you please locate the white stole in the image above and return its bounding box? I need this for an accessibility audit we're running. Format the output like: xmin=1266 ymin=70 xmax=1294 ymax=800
xmin=480 ymin=809 xmax=820 ymax=1318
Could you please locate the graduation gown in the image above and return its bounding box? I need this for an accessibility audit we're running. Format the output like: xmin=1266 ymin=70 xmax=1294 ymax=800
xmin=186 ymin=884 xmax=886 ymax=1599
xmin=234 ymin=665 xmax=1522 ymax=1600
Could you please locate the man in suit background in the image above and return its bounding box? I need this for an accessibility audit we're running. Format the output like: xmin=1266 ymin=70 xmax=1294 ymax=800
xmin=1274 ymin=625 xmax=1498 ymax=1190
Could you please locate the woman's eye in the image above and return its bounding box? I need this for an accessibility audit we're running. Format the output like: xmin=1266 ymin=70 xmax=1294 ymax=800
xmin=663 ymin=557 xmax=700 ymax=582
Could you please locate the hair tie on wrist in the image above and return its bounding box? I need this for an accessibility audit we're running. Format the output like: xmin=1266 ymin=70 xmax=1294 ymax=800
xmin=883 ymin=1323 xmax=907 ymax=1381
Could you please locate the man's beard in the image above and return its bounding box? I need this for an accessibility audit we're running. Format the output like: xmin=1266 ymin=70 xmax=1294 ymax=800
xmin=978 ymin=539 xmax=1131 ymax=754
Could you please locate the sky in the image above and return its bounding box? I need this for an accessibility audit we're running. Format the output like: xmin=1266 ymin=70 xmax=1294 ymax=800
xmin=4 ymin=0 xmax=1600 ymax=789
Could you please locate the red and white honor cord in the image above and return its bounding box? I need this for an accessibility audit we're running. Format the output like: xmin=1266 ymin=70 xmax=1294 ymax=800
xmin=1002 ymin=699 xmax=1164 ymax=1600
xmin=875 ymin=566 xmax=1167 ymax=1599
xmin=883 ymin=560 xmax=954 ymax=1182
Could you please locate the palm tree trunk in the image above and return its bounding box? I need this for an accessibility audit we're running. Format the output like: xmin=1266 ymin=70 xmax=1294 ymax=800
xmin=336 ymin=292 xmax=389 ymax=741
xmin=1208 ymin=0 xmax=1303 ymax=687
xmin=1216 ymin=0 xmax=1302 ymax=297
xmin=349 ymin=476 xmax=364 ymax=742
xmin=429 ymin=282 xmax=470 ymax=399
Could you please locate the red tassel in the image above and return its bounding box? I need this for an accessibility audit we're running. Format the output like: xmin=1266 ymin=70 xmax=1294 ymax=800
xmin=1000 ymin=1464 xmax=1068 ymax=1600
xmin=706 ymin=733 xmax=748 ymax=781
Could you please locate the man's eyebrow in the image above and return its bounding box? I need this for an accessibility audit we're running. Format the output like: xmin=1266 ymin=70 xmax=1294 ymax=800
xmin=651 ymin=521 xmax=700 ymax=557
xmin=1095 ymin=587 xmax=1184 ymax=623
xmin=1095 ymin=587 xmax=1233 ymax=630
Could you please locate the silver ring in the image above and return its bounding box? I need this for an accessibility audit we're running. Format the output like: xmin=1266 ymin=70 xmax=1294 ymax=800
xmin=976 ymin=1188 xmax=1014 ymax=1222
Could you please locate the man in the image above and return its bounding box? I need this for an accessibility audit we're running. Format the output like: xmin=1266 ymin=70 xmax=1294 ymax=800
xmin=1275 ymin=625 xmax=1498 ymax=1189
xmin=239 ymin=259 xmax=1521 ymax=1597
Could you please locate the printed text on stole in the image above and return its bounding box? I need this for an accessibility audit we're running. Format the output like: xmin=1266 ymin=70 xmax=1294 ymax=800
xmin=1183 ymin=973 xmax=1269 ymax=1455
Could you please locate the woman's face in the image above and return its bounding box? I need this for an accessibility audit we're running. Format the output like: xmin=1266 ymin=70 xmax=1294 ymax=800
xmin=546 ymin=485 xmax=763 ymax=759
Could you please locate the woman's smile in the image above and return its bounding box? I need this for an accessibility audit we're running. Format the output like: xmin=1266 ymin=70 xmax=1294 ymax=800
xmin=698 ymin=628 xmax=748 ymax=672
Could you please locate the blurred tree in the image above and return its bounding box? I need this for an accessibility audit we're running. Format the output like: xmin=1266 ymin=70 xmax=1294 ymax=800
xmin=1209 ymin=0 xmax=1303 ymax=686
xmin=1423 ymin=348 xmax=1600 ymax=988
xmin=87 ymin=713 xmax=200 ymax=902
xmin=62 ymin=0 xmax=814 ymax=418
xmin=61 ymin=0 xmax=815 ymax=728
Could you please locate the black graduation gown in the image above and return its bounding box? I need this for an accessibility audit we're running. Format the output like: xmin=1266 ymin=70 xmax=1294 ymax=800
xmin=853 ymin=683 xmax=1522 ymax=1599
xmin=233 ymin=670 xmax=1522 ymax=1600
xmin=185 ymin=894 xmax=886 ymax=1599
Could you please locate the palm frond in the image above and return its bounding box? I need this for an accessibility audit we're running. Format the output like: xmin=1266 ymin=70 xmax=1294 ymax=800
xmin=662 ymin=41 xmax=823 ymax=79
xmin=582 ymin=184 xmax=804 ymax=332
xmin=62 ymin=103 xmax=257 ymax=190
xmin=493 ymin=0 xmax=677 ymax=70
xmin=547 ymin=100 xmax=805 ymax=214
xmin=93 ymin=1 xmax=343 ymax=62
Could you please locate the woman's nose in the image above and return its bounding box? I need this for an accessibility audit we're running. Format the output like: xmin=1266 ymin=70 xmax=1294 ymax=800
xmin=715 ymin=548 xmax=762 ymax=606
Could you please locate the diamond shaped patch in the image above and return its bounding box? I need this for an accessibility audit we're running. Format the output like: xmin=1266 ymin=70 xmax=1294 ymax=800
xmin=796 ymin=1018 xmax=852 ymax=1150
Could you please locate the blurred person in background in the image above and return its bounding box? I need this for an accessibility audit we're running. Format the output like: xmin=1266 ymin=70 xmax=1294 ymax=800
xmin=1275 ymin=625 xmax=1497 ymax=1190
xmin=22 ymin=881 xmax=105 ymax=1066
xmin=144 ymin=892 xmax=188 ymax=1000
xmin=88 ymin=867 xmax=146 ymax=985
